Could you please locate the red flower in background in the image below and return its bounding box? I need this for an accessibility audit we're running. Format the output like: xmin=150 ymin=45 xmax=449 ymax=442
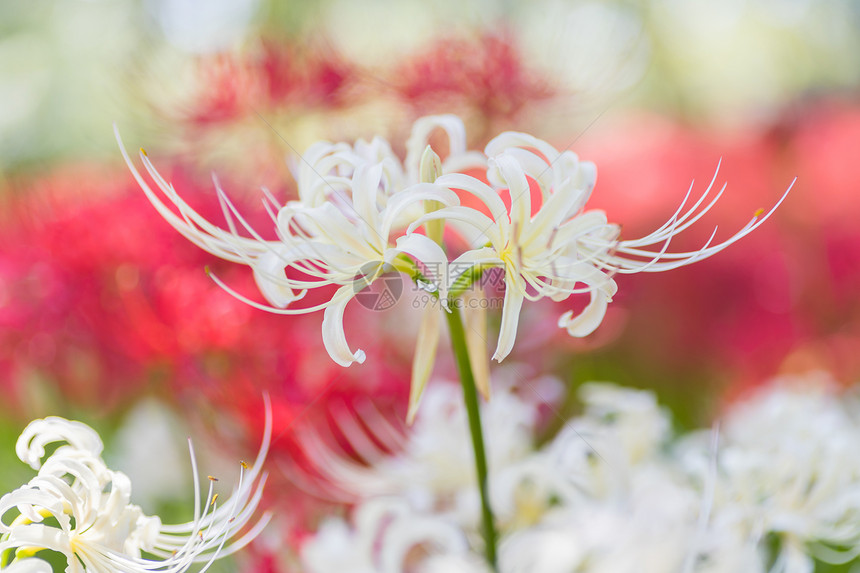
xmin=180 ymin=31 xmax=553 ymax=150
xmin=556 ymin=100 xmax=860 ymax=405
xmin=391 ymin=31 xmax=554 ymax=123
xmin=0 ymin=163 xmax=413 ymax=488
xmin=186 ymin=40 xmax=356 ymax=126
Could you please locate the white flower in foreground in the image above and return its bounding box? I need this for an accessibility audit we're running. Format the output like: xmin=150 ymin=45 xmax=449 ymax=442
xmin=0 ymin=403 xmax=271 ymax=572
xmin=680 ymin=374 xmax=860 ymax=573
xmin=409 ymin=132 xmax=793 ymax=361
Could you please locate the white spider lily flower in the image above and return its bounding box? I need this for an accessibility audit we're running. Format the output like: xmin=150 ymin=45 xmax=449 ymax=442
xmin=679 ymin=375 xmax=860 ymax=573
xmin=116 ymin=115 xmax=485 ymax=369
xmin=410 ymin=132 xmax=792 ymax=362
xmin=0 ymin=402 xmax=271 ymax=573
xmin=117 ymin=131 xmax=458 ymax=366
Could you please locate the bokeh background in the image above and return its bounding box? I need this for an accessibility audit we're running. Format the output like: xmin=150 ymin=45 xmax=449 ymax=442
xmin=2 ymin=0 xmax=860 ymax=570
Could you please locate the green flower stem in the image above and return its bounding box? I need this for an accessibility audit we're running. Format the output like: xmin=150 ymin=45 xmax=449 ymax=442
xmin=445 ymin=305 xmax=498 ymax=571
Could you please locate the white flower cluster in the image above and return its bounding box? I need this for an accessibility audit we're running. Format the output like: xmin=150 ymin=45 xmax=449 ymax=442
xmin=117 ymin=116 xmax=789 ymax=416
xmin=0 ymin=407 xmax=271 ymax=573
xmin=299 ymin=373 xmax=860 ymax=573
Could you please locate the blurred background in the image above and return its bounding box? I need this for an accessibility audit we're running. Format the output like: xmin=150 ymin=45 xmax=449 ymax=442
xmin=1 ymin=0 xmax=860 ymax=569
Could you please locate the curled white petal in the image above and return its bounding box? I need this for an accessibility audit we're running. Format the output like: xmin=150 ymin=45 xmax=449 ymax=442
xmin=492 ymin=278 xmax=525 ymax=362
xmin=16 ymin=417 xmax=103 ymax=471
xmin=322 ymin=286 xmax=367 ymax=367
xmin=0 ymin=407 xmax=272 ymax=573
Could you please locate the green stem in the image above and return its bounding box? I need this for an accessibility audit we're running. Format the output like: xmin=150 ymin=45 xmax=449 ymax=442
xmin=445 ymin=306 xmax=498 ymax=571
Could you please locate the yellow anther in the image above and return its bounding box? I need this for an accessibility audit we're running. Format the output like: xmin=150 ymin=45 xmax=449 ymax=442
xmin=140 ymin=148 xmax=148 ymax=157
xmin=211 ymin=493 xmax=219 ymax=506
xmin=208 ymin=475 xmax=218 ymax=482
xmin=754 ymin=208 xmax=765 ymax=217
xmin=240 ymin=461 xmax=249 ymax=470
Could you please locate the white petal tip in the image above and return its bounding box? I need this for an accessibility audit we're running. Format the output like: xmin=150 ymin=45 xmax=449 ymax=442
xmin=557 ymin=310 xmax=572 ymax=329
xmin=558 ymin=309 xmax=601 ymax=338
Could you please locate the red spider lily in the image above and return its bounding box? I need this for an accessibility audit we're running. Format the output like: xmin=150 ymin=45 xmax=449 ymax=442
xmin=391 ymin=31 xmax=554 ymax=125
xmin=186 ymin=40 xmax=356 ymax=127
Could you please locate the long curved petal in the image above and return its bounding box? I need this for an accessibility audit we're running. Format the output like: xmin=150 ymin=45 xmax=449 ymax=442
xmin=434 ymin=173 xmax=508 ymax=220
xmin=322 ymin=286 xmax=367 ymax=367
xmin=557 ymin=283 xmax=615 ymax=337
xmin=405 ymin=115 xmax=468 ymax=181
xmin=381 ymin=183 xmax=460 ymax=239
xmin=408 ymin=207 xmax=505 ymax=251
xmin=489 ymin=155 xmax=531 ymax=238
xmin=493 ymin=278 xmax=525 ymax=362
xmin=485 ymin=131 xmax=562 ymax=164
